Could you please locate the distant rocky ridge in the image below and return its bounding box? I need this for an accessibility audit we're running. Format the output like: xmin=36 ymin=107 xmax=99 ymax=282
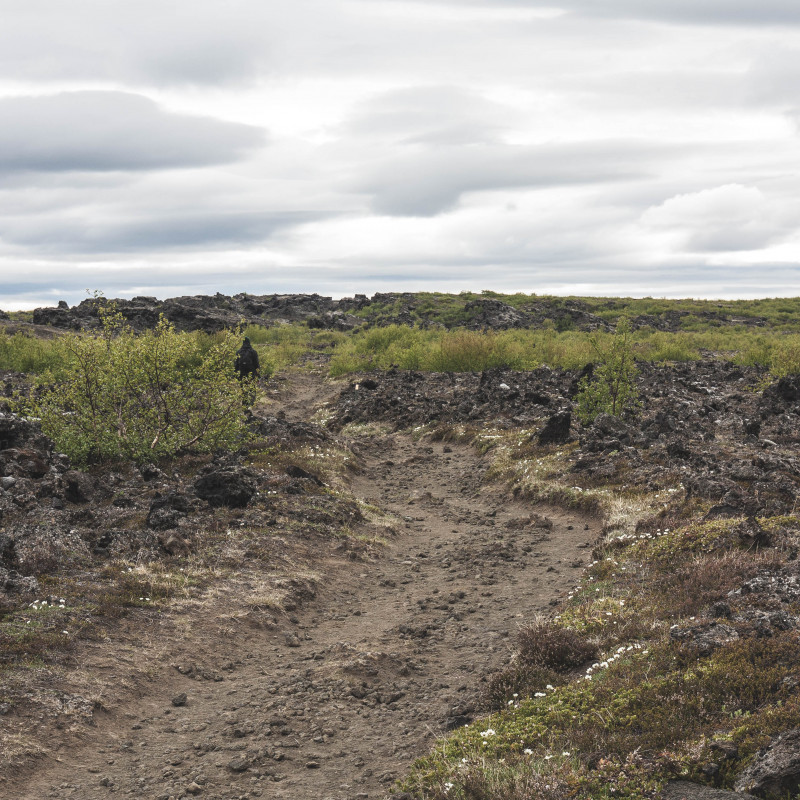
xmin=28 ymin=293 xmax=369 ymax=333
xmin=15 ymin=292 xmax=770 ymax=335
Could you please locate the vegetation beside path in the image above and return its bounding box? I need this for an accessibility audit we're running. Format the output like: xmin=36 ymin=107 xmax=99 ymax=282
xmin=2 ymin=292 xmax=800 ymax=798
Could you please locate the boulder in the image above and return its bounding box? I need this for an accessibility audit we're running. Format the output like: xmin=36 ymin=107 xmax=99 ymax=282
xmin=669 ymin=621 xmax=739 ymax=656
xmin=63 ymin=470 xmax=95 ymax=503
xmin=148 ymin=491 xmax=194 ymax=530
xmin=735 ymin=728 xmax=800 ymax=798
xmin=194 ymin=465 xmax=257 ymax=508
xmin=538 ymin=411 xmax=572 ymax=445
xmin=763 ymin=376 xmax=800 ymax=406
xmin=661 ymin=780 xmax=756 ymax=799
xmin=462 ymin=298 xmax=530 ymax=330
xmin=0 ymin=567 xmax=38 ymax=595
xmin=0 ymin=531 xmax=15 ymax=567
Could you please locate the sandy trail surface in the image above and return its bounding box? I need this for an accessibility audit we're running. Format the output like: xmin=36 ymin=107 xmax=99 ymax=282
xmin=9 ymin=370 xmax=598 ymax=800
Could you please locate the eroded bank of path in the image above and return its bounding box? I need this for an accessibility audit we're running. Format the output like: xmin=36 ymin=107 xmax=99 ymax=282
xmin=11 ymin=372 xmax=599 ymax=800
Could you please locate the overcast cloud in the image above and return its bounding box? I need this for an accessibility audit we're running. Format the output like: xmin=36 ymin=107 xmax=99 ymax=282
xmin=1 ymin=0 xmax=799 ymax=308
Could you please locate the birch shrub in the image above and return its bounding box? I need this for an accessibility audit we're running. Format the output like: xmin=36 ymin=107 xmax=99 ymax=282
xmin=576 ymin=317 xmax=639 ymax=424
xmin=27 ymin=303 xmax=252 ymax=464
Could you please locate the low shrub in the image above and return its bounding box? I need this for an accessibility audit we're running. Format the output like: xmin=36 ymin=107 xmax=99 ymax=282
xmin=576 ymin=317 xmax=639 ymax=423
xmin=516 ymin=619 xmax=597 ymax=672
xmin=484 ymin=664 xmax=562 ymax=711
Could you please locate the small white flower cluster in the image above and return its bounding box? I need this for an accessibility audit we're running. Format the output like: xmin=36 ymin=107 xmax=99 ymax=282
xmin=610 ymin=528 xmax=671 ymax=543
xmin=480 ymin=728 xmax=496 ymax=744
xmin=533 ymin=684 xmax=556 ymax=698
xmin=584 ymin=643 xmax=646 ymax=680
xmin=29 ymin=597 xmax=66 ymax=610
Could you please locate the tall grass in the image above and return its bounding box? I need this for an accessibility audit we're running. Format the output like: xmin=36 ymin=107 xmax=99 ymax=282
xmin=329 ymin=326 xmax=542 ymax=376
xmin=0 ymin=332 xmax=68 ymax=376
xmin=328 ymin=324 xmax=800 ymax=376
xmin=241 ymin=323 xmax=312 ymax=373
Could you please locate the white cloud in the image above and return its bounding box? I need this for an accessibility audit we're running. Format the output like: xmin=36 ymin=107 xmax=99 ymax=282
xmin=641 ymin=184 xmax=793 ymax=252
xmin=0 ymin=91 xmax=265 ymax=173
xmin=1 ymin=1 xmax=800 ymax=307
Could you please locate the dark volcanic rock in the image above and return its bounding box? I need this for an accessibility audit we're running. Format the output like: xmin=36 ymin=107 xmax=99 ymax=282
xmin=0 ymin=531 xmax=15 ymax=568
xmin=256 ymin=417 xmax=332 ymax=446
xmin=63 ymin=470 xmax=95 ymax=504
xmin=3 ymin=448 xmax=49 ymax=479
xmin=0 ymin=567 xmax=38 ymax=595
xmin=735 ymin=728 xmax=800 ymax=798
xmin=763 ymin=376 xmax=800 ymax=406
xmin=148 ymin=491 xmax=195 ymax=530
xmin=669 ymin=621 xmax=739 ymax=656
xmin=285 ymin=465 xmax=324 ymax=486
xmin=31 ymin=293 xmax=352 ymax=334
xmin=334 ymin=366 xmax=579 ymax=431
xmin=194 ymin=464 xmax=257 ymax=508
xmin=538 ymin=411 xmax=572 ymax=445
xmin=462 ymin=299 xmax=530 ymax=330
xmin=0 ymin=414 xmax=53 ymax=455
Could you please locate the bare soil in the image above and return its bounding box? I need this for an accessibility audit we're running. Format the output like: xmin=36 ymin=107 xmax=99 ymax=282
xmin=5 ymin=368 xmax=598 ymax=800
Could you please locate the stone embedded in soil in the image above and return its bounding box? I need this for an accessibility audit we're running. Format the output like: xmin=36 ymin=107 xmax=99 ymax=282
xmin=661 ymin=780 xmax=757 ymax=799
xmin=227 ymin=756 xmax=251 ymax=773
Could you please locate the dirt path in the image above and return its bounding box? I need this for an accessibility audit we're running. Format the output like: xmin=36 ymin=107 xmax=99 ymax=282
xmin=9 ymin=372 xmax=599 ymax=800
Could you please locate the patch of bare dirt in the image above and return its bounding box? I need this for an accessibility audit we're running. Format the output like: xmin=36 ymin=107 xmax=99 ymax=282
xmin=4 ymin=367 xmax=598 ymax=800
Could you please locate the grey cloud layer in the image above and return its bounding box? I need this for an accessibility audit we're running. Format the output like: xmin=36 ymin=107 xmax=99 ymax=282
xmin=1 ymin=0 xmax=799 ymax=307
xmin=397 ymin=0 xmax=800 ymax=26
xmin=0 ymin=92 xmax=265 ymax=172
xmin=344 ymin=86 xmax=516 ymax=145
xmin=4 ymin=211 xmax=319 ymax=254
xmin=356 ymin=142 xmax=659 ymax=216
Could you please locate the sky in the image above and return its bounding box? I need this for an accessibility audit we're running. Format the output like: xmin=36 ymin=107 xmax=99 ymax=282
xmin=2 ymin=1 xmax=800 ymax=309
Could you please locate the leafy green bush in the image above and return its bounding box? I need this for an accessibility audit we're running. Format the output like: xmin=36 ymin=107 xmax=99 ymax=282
xmin=576 ymin=317 xmax=639 ymax=423
xmin=24 ymin=302 xmax=252 ymax=464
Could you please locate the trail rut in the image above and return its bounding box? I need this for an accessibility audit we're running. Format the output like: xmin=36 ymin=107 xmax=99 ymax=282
xmin=8 ymin=372 xmax=599 ymax=800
